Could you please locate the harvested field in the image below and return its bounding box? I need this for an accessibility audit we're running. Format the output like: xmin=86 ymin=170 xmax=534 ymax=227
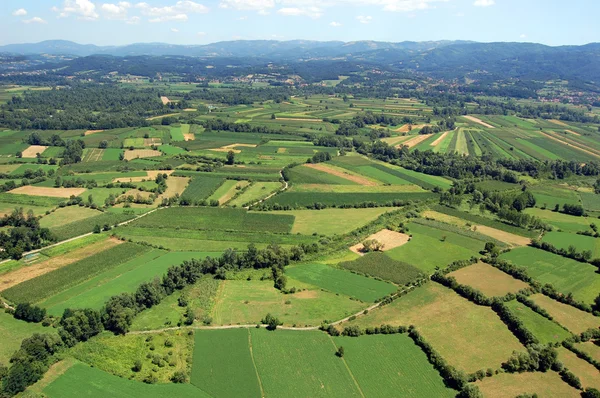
xmin=430 ymin=131 xmax=450 ymax=146
xmin=84 ymin=129 xmax=104 ymax=136
xmin=303 ymin=163 xmax=378 ymax=186
xmin=538 ymin=131 xmax=600 ymax=159
xmin=565 ymin=129 xmax=581 ymax=136
xmin=143 ymin=138 xmax=162 ymax=146
xmin=448 ymin=262 xmax=529 ymax=297
xmin=476 ymin=371 xmax=579 ymax=398
xmin=157 ymin=176 xmax=189 ymax=201
xmin=549 ymin=119 xmax=569 ymax=127
xmin=350 ymin=229 xmax=410 ymax=255
xmin=8 ymin=186 xmax=86 ymax=198
xmin=113 ymin=170 xmax=174 ymax=183
xmin=395 ymin=124 xmax=411 ymax=133
xmin=0 ymin=238 xmax=122 ymax=291
xmin=558 ymin=347 xmax=600 ymax=390
xmin=123 ymin=149 xmax=162 ymax=160
xmin=160 ymin=96 xmax=170 ymax=105
xmin=462 ymin=115 xmax=495 ymax=128
xmin=530 ymin=294 xmax=600 ymax=334
xmin=183 ymin=133 xmax=195 ymax=141
xmin=82 ymin=148 xmax=104 ymax=162
xmin=22 ymin=145 xmax=48 ymax=158
xmin=399 ymin=134 xmax=433 ymax=148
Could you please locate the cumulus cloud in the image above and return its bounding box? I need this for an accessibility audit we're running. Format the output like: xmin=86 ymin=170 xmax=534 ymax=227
xmin=137 ymin=1 xmax=209 ymax=22
xmin=101 ymin=2 xmax=132 ymax=19
xmin=220 ymin=0 xmax=275 ymax=12
xmin=474 ymin=0 xmax=495 ymax=6
xmin=171 ymin=27 xmax=179 ymax=32
xmin=277 ymin=6 xmax=322 ymax=18
xmin=356 ymin=15 xmax=372 ymax=24
xmin=126 ymin=15 xmax=141 ymax=24
xmin=13 ymin=9 xmax=28 ymax=16
xmin=520 ymin=34 xmax=527 ymax=38
xmin=329 ymin=21 xmax=342 ymax=27
xmin=197 ymin=31 xmax=206 ymax=36
xmin=23 ymin=17 xmax=47 ymax=24
xmin=53 ymin=0 xmax=99 ymax=20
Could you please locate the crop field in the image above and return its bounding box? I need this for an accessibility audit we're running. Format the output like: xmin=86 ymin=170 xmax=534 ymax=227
xmin=207 ymin=179 xmax=247 ymax=204
xmin=504 ymin=300 xmax=572 ymax=344
xmin=228 ymin=182 xmax=282 ymax=207
xmin=557 ymin=347 xmax=600 ymax=390
xmin=286 ymin=263 xmax=397 ymax=302
xmin=529 ymin=294 xmax=600 ymax=334
xmin=250 ymin=329 xmax=362 ymax=397
xmin=2 ymin=242 xmax=149 ymax=304
xmin=39 ymin=206 xmax=103 ymax=229
xmin=191 ymin=329 xmax=261 ymax=398
xmin=574 ymin=342 xmax=600 ymax=363
xmin=500 ymin=247 xmax=600 ymax=304
xmin=476 ymin=371 xmax=580 ymax=398
xmin=332 ymin=334 xmax=455 ymax=397
xmin=211 ymin=280 xmax=365 ymax=327
xmin=448 ymin=262 xmax=529 ymax=297
xmin=50 ymin=210 xmax=137 ymax=241
xmin=43 ymin=362 xmax=208 ymax=398
xmin=339 ymin=252 xmax=425 ymax=285
xmin=524 ymin=208 xmax=593 ymax=233
xmin=271 ymin=207 xmax=395 ymax=235
xmin=542 ymin=231 xmax=600 ymax=257
xmin=345 ymin=282 xmax=524 ymax=373
xmin=180 ymin=175 xmax=224 ymax=202
xmin=264 ymin=191 xmax=437 ymax=208
xmin=384 ymin=222 xmax=484 ymax=273
xmin=129 ymin=207 xmax=295 ymax=233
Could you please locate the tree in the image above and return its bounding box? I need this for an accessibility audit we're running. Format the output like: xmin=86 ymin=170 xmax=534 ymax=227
xmin=226 ymin=150 xmax=235 ymax=165
xmin=99 ymin=140 xmax=108 ymax=149
xmin=583 ymin=388 xmax=600 ymax=398
xmin=457 ymin=384 xmax=484 ymax=398
xmin=271 ymin=113 xmax=276 ymax=120
xmin=594 ymin=293 xmax=600 ymax=312
xmin=335 ymin=346 xmax=345 ymax=357
xmin=262 ymin=313 xmax=282 ymax=331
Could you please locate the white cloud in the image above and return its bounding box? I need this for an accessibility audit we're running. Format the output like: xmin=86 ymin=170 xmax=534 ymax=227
xmin=171 ymin=27 xmax=179 ymax=32
xmin=237 ymin=15 xmax=248 ymax=20
xmin=13 ymin=9 xmax=28 ymax=16
xmin=520 ymin=34 xmax=527 ymax=39
xmin=197 ymin=31 xmax=206 ymax=36
xmin=101 ymin=2 xmax=132 ymax=19
xmin=54 ymin=0 xmax=99 ymax=20
xmin=329 ymin=21 xmax=342 ymax=27
xmin=474 ymin=0 xmax=495 ymax=6
xmin=356 ymin=15 xmax=372 ymax=24
xmin=138 ymin=1 xmax=209 ymax=22
xmin=127 ymin=15 xmax=141 ymax=24
xmin=23 ymin=17 xmax=47 ymax=24
xmin=277 ymin=6 xmax=322 ymax=18
xmin=220 ymin=0 xmax=275 ymax=13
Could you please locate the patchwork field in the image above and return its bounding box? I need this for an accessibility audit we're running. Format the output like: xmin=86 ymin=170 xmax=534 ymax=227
xmin=448 ymin=262 xmax=529 ymax=297
xmin=339 ymin=252 xmax=425 ymax=286
xmin=529 ymin=294 xmax=600 ymax=334
xmin=349 ymin=229 xmax=410 ymax=254
xmin=557 ymin=347 xmax=600 ymax=390
xmin=504 ymin=300 xmax=572 ymax=344
xmin=476 ymin=371 xmax=580 ymax=398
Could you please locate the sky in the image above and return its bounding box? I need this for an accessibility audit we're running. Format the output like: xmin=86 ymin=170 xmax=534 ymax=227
xmin=0 ymin=0 xmax=598 ymax=47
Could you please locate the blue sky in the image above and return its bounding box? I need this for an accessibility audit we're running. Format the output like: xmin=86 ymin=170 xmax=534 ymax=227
xmin=1 ymin=0 xmax=597 ymax=46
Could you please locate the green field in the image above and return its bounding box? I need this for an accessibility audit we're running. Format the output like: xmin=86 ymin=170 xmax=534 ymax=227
xmin=542 ymin=231 xmax=600 ymax=257
xmin=524 ymin=208 xmax=593 ymax=233
xmin=286 ymin=263 xmax=397 ymax=302
xmin=180 ymin=175 xmax=225 ymax=203
xmin=339 ymin=251 xmax=426 ymax=285
xmin=500 ymin=247 xmax=600 ymax=304
xmin=191 ymin=329 xmax=261 ymax=398
xmin=50 ymin=211 xmax=137 ymax=241
xmin=0 ymin=310 xmax=57 ymax=364
xmin=264 ymin=191 xmax=437 ymax=208
xmin=228 ymin=182 xmax=282 ymax=207
xmin=250 ymin=328 xmax=361 ymax=397
xmin=43 ymin=362 xmax=209 ymax=398
xmin=504 ymin=300 xmax=572 ymax=344
xmin=332 ymin=334 xmax=455 ymax=397
xmin=40 ymin=206 xmax=104 ymax=229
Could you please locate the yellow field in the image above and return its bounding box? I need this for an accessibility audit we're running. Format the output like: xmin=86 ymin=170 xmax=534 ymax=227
xmin=476 ymin=371 xmax=579 ymax=398
xmin=448 ymin=262 xmax=529 ymax=297
xmin=530 ymin=294 xmax=600 ymax=334
xmin=8 ymin=186 xmax=86 ymax=198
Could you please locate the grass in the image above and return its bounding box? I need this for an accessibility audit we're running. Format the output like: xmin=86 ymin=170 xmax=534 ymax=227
xmin=43 ymin=362 xmax=208 ymax=398
xmin=180 ymin=175 xmax=224 ymax=202
xmin=70 ymin=330 xmax=193 ymax=384
xmin=345 ymin=282 xmax=524 ymax=373
xmin=542 ymin=231 xmax=600 ymax=257
xmin=529 ymin=294 xmax=600 ymax=334
xmin=524 ymin=208 xmax=592 ymax=233
xmin=287 ymin=164 xmax=356 ymax=185
xmin=558 ymin=347 xmax=600 ymax=390
xmin=574 ymin=341 xmax=600 ymax=363
xmin=286 ymin=263 xmax=397 ymax=302
xmin=191 ymin=329 xmax=261 ymax=398
xmin=51 ymin=211 xmax=136 ymax=241
xmin=265 ymin=191 xmax=437 ymax=208
xmin=504 ymin=300 xmax=572 ymax=344
xmin=130 ymin=207 xmax=295 ymax=234
xmin=41 ymin=251 xmax=215 ymax=316
xmin=339 ymin=252 xmax=425 ymax=286
xmin=476 ymin=370 xmax=580 ymax=398
xmin=228 ymin=182 xmax=282 ymax=207
xmin=385 ymin=222 xmax=484 ymax=273
xmin=499 ymin=247 xmax=600 ymax=304
xmin=250 ymin=328 xmax=362 ymax=397
xmin=270 ymin=207 xmax=396 ymax=235
xmin=211 ymin=280 xmax=365 ymax=327
xmin=332 ymin=334 xmax=455 ymax=397
xmin=448 ymin=262 xmax=529 ymax=297
xmin=39 ymin=206 xmax=103 ymax=229
xmin=131 ymin=276 xmax=220 ymax=331
xmin=2 ymin=243 xmax=150 ymax=304
xmin=0 ymin=310 xmax=57 ymax=364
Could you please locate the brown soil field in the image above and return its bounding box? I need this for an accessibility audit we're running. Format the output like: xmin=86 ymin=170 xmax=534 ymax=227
xmin=157 ymin=176 xmax=189 ymax=201
xmin=123 ymin=149 xmax=162 ymax=160
xmin=147 ymin=170 xmax=174 ymax=179
xmin=448 ymin=262 xmax=529 ymax=297
xmin=539 ymin=131 xmax=600 ymax=159
xmin=349 ymin=229 xmax=410 ymax=255
xmin=210 ymin=148 xmax=241 ymax=154
xmin=530 ymin=294 xmax=600 ymax=334
xmin=549 ymin=119 xmax=569 ymax=127
xmin=21 ymin=145 xmax=48 ymax=158
xmin=476 ymin=371 xmax=579 ymax=398
xmin=183 ymin=108 xmax=197 ymax=112
xmin=395 ymin=124 xmax=411 ymax=133
xmin=303 ymin=163 xmax=378 ymax=186
xmin=462 ymin=115 xmax=495 ymax=128
xmin=0 ymin=238 xmax=122 ymax=291
xmin=146 ymin=113 xmax=181 ymax=121
xmin=399 ymin=134 xmax=433 ymax=148
xmin=294 ymin=290 xmax=318 ymax=299
xmin=143 ymin=138 xmax=162 ymax=146
xmin=8 ymin=186 xmax=86 ymax=198
xmin=421 ymin=210 xmax=531 ymax=246
xmin=430 ymin=131 xmax=450 ymax=146
xmin=113 ymin=170 xmax=174 ymax=183
xmin=84 ymin=129 xmax=104 ymax=136
xmin=558 ymin=347 xmax=600 ymax=390
xmin=183 ymin=133 xmax=195 ymax=141
xmin=209 ymin=143 xmax=257 ymax=154
xmin=565 ymin=129 xmax=581 ymax=136
xmin=160 ymin=96 xmax=170 ymax=105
